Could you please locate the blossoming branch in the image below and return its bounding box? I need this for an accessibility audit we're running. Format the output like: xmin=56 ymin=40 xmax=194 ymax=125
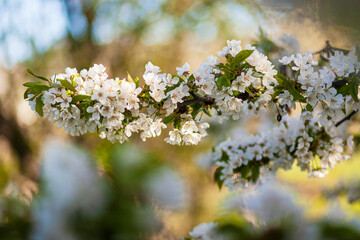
xmin=23 ymin=40 xmax=360 ymax=190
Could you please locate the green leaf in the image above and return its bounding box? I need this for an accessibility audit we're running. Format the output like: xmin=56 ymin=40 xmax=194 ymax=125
xmin=72 ymin=94 xmax=91 ymax=103
xmin=305 ymin=104 xmax=313 ymax=112
xmin=250 ymin=165 xmax=260 ymax=183
xmin=219 ymin=150 xmax=230 ymax=163
xmin=239 ymin=165 xmax=250 ymax=179
xmin=349 ymin=85 xmax=359 ymax=102
xmin=59 ymin=79 xmax=76 ymax=92
xmin=24 ymin=88 xmax=31 ymax=99
xmin=216 ymin=76 xmax=231 ymax=89
xmin=24 ymin=85 xmax=50 ymax=99
xmin=214 ymin=166 xmax=224 ymax=190
xmin=27 ymin=69 xmax=49 ymax=82
xmin=50 ymin=82 xmax=61 ymax=88
xmin=202 ymin=108 xmax=212 ymax=117
xmin=232 ymin=50 xmax=254 ymax=67
xmin=35 ymin=95 xmax=44 ymax=116
xmin=188 ymin=74 xmax=195 ymax=82
xmin=23 ymin=82 xmax=45 ymax=87
xmin=190 ymin=102 xmax=202 ymax=118
xmin=163 ymin=115 xmax=175 ymax=124
xmin=272 ymin=85 xmax=286 ymax=100
xmin=173 ymin=117 xmax=181 ymax=129
xmin=127 ymin=72 xmax=134 ymax=83
xmin=337 ymin=84 xmax=351 ymax=96
xmin=289 ymin=86 xmax=306 ymax=102
xmin=134 ymin=77 xmax=140 ymax=88
xmin=275 ymin=72 xmax=291 ymax=86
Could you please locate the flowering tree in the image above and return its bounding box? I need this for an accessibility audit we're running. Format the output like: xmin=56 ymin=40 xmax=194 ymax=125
xmin=23 ymin=39 xmax=359 ymax=193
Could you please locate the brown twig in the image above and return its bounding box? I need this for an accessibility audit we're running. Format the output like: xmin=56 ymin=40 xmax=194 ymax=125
xmin=176 ymin=90 xmax=258 ymax=113
xmin=177 ymin=95 xmax=215 ymax=113
xmin=335 ymin=110 xmax=357 ymax=127
xmin=315 ymin=41 xmax=350 ymax=61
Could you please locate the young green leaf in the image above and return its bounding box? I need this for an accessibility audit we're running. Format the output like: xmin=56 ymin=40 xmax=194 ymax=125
xmin=24 ymin=85 xmax=50 ymax=99
xmin=190 ymin=102 xmax=202 ymax=118
xmin=240 ymin=165 xmax=250 ymax=179
xmin=163 ymin=115 xmax=175 ymax=124
xmin=23 ymin=82 xmax=46 ymax=87
xmin=202 ymin=108 xmax=212 ymax=117
xmin=275 ymin=72 xmax=291 ymax=86
xmin=127 ymin=72 xmax=134 ymax=83
xmin=173 ymin=117 xmax=181 ymax=129
xmin=59 ymin=79 xmax=76 ymax=92
xmin=72 ymin=95 xmax=91 ymax=103
xmin=216 ymin=76 xmax=231 ymax=89
xmin=35 ymin=95 xmax=44 ymax=116
xmin=232 ymin=50 xmax=254 ymax=67
xmin=214 ymin=166 xmax=225 ymax=190
xmin=289 ymin=86 xmax=306 ymax=102
xmin=27 ymin=69 xmax=49 ymax=82
xmin=134 ymin=77 xmax=140 ymax=88
xmin=250 ymin=165 xmax=260 ymax=183
xmin=349 ymin=85 xmax=359 ymax=102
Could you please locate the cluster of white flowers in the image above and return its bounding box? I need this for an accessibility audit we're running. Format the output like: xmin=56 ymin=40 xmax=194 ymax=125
xmin=29 ymin=64 xmax=184 ymax=143
xmin=40 ymin=64 xmax=144 ymax=142
xmin=329 ymin=49 xmax=360 ymax=77
xmin=214 ymin=117 xmax=354 ymax=190
xmin=165 ymin=116 xmax=209 ymax=145
xmin=26 ymin=40 xmax=282 ymax=146
xmin=278 ymin=50 xmax=360 ymax=125
xmin=194 ymin=40 xmax=279 ymax=121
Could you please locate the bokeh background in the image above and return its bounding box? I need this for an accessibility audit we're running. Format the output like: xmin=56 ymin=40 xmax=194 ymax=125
xmin=0 ymin=0 xmax=360 ymax=239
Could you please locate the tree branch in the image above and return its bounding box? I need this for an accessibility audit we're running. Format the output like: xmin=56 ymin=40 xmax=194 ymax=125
xmin=335 ymin=110 xmax=357 ymax=127
xmin=177 ymin=95 xmax=215 ymax=113
xmin=176 ymin=90 xmax=257 ymax=114
xmin=315 ymin=40 xmax=350 ymax=61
